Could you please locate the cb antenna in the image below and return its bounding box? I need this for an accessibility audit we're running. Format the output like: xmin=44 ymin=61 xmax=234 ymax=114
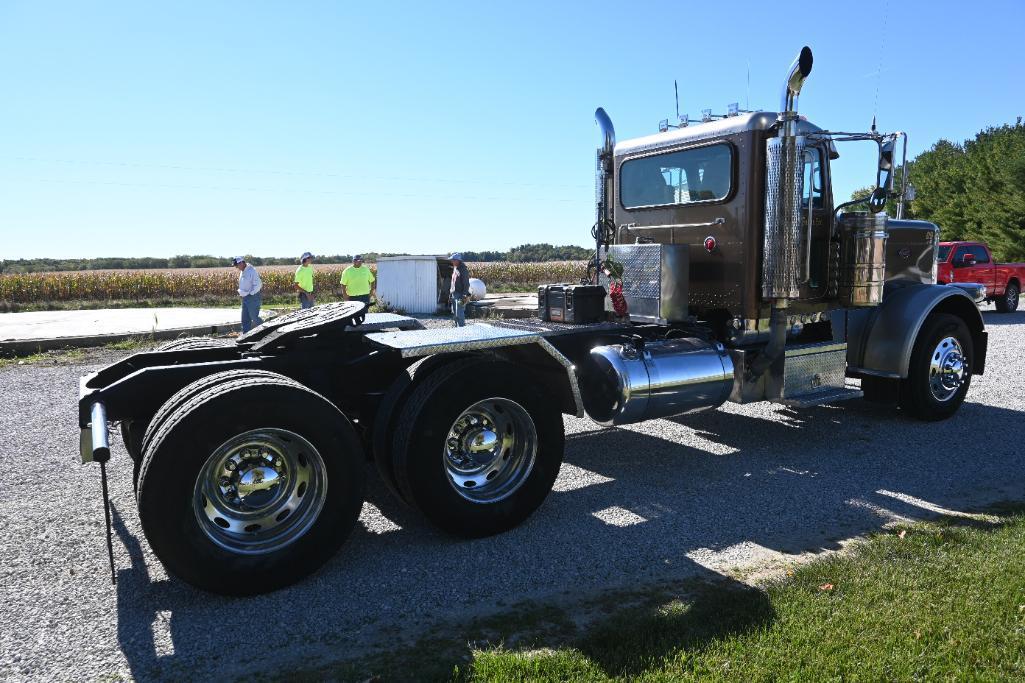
xmin=674 ymin=80 xmax=680 ymax=121
xmin=746 ymin=60 xmax=751 ymax=111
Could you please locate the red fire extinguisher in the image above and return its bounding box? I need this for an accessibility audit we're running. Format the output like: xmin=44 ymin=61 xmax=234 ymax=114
xmin=602 ymin=257 xmax=628 ymax=318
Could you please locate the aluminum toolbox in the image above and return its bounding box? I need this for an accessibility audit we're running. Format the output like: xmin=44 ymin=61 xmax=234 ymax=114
xmin=603 ymin=244 xmax=689 ymax=324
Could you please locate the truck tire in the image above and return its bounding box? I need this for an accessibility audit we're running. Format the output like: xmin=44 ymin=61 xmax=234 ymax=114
xmin=119 ymin=420 xmax=146 ymax=463
xmin=391 ymin=357 xmax=564 ymax=538
xmin=899 ymin=313 xmax=974 ymax=421
xmin=132 ymin=369 xmax=291 ymax=490
xmin=118 ymin=338 xmax=234 ymax=463
xmin=995 ymin=281 xmax=1019 ymax=313
xmin=372 ymin=354 xmax=467 ymax=503
xmin=158 ymin=337 xmax=234 ymax=351
xmin=137 ymin=375 xmax=366 ymax=595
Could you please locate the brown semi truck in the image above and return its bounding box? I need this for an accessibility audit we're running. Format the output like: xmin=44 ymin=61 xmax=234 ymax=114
xmin=77 ymin=46 xmax=987 ymax=595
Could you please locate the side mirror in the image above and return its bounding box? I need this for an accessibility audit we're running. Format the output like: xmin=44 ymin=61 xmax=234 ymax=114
xmin=960 ymin=253 xmax=976 ymax=266
xmin=904 ymin=182 xmax=917 ymax=202
xmin=875 ymin=139 xmax=896 ymax=201
xmin=879 ymin=139 xmax=895 ymax=171
xmin=868 ymin=186 xmax=888 ymax=214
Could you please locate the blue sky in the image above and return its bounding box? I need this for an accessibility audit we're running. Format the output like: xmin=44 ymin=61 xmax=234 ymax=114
xmin=1 ymin=0 xmax=1023 ymax=259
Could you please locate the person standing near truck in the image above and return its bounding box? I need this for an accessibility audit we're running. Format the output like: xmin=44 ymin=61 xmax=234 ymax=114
xmin=449 ymin=252 xmax=470 ymax=327
xmin=233 ymin=256 xmax=263 ymax=333
xmin=339 ymin=254 xmax=375 ymax=305
xmin=294 ymin=251 xmax=315 ymax=309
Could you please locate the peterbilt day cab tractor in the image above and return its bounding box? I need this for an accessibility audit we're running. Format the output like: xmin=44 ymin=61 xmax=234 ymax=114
xmin=78 ymin=47 xmax=987 ymax=595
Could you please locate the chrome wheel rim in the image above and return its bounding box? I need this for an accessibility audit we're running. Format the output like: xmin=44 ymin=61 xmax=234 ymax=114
xmin=443 ymin=398 xmax=537 ymax=504
xmin=193 ymin=429 xmax=327 ymax=555
xmin=1008 ymin=286 xmax=1019 ymax=308
xmin=928 ymin=336 xmax=967 ymax=402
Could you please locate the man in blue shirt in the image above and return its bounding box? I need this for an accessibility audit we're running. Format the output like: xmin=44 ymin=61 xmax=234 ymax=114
xmin=233 ymin=256 xmax=263 ymax=333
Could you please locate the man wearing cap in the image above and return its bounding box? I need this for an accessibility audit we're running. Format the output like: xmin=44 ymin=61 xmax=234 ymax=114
xmin=339 ymin=255 xmax=375 ymax=306
xmin=449 ymin=252 xmax=470 ymax=327
xmin=233 ymin=256 xmax=263 ymax=333
xmin=294 ymin=252 xmax=315 ymax=309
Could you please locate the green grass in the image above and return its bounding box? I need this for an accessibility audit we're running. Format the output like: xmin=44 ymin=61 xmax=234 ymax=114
xmin=103 ymin=336 xmax=155 ymax=351
xmin=307 ymin=507 xmax=1025 ymax=682
xmin=0 ymin=347 xmax=85 ymax=368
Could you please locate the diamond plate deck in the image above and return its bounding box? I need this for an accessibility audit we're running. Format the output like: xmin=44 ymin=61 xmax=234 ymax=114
xmin=491 ymin=318 xmax=627 ymax=336
xmin=345 ymin=313 xmax=424 ymax=332
xmin=365 ymin=324 xmax=542 ymax=358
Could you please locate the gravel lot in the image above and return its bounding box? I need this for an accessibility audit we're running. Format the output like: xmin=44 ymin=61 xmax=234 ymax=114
xmin=2 ymin=306 xmax=1023 ymax=681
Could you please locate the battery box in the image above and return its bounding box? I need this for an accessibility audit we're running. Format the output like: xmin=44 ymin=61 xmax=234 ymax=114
xmin=537 ymin=284 xmax=607 ymax=323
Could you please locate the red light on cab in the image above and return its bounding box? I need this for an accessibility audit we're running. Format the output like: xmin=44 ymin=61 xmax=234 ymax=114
xmin=704 ymin=236 xmax=717 ymax=252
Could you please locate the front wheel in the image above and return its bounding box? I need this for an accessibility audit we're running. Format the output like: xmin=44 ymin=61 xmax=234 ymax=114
xmin=137 ymin=375 xmax=365 ymax=595
xmin=995 ymin=281 xmax=1020 ymax=313
xmin=390 ymin=358 xmax=565 ymax=538
xmin=899 ymin=313 xmax=973 ymax=421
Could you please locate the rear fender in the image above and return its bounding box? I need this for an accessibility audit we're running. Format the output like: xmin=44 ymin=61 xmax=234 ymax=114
xmin=492 ymin=341 xmax=583 ymax=417
xmin=847 ymin=283 xmax=986 ymax=379
xmin=78 ymin=358 xmax=267 ymax=428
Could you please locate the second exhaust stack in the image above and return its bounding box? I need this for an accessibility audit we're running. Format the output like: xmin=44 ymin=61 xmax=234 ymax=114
xmin=762 ymin=46 xmax=813 ymax=300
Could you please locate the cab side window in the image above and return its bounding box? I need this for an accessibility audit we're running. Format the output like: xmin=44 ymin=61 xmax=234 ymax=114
xmin=969 ymin=245 xmax=990 ymax=263
xmin=954 ymin=246 xmax=971 ymax=263
xmin=802 ymin=147 xmax=823 ymax=209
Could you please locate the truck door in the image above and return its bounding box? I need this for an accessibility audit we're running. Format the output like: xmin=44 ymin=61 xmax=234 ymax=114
xmin=801 ymin=146 xmax=830 ymax=294
xmin=967 ymin=244 xmax=996 ymax=291
xmin=952 ymin=244 xmax=994 ymax=290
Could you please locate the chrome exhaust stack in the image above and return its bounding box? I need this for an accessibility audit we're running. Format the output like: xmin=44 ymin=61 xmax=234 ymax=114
xmin=755 ymin=47 xmax=813 ymax=393
xmin=780 ymin=46 xmax=814 ymax=133
xmin=592 ymin=108 xmax=616 ymax=281
xmin=762 ymin=46 xmax=813 ymax=301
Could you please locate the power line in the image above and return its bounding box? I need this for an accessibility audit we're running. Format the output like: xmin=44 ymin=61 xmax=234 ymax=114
xmin=3 ymin=155 xmax=593 ymax=191
xmin=0 ymin=175 xmax=585 ymax=203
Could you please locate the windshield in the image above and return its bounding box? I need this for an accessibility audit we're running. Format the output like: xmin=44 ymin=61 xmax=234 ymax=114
xmin=937 ymin=245 xmax=953 ymax=262
xmin=620 ymin=144 xmax=732 ymax=209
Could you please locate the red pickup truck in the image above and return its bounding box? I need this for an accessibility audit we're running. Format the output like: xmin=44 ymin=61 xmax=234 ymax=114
xmin=937 ymin=241 xmax=1024 ymax=312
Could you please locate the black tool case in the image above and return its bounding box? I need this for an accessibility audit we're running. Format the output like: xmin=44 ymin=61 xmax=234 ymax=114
xmin=537 ymin=284 xmax=607 ymax=323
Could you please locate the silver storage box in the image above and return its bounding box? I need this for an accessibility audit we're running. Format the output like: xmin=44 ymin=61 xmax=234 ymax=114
xmin=781 ymin=342 xmax=847 ymax=398
xmin=838 ymin=212 xmax=888 ymax=307
xmin=730 ymin=341 xmax=848 ymax=404
xmin=604 ymin=244 xmax=689 ymax=323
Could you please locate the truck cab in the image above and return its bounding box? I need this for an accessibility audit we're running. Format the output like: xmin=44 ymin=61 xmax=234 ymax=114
xmin=610 ymin=112 xmax=836 ymax=323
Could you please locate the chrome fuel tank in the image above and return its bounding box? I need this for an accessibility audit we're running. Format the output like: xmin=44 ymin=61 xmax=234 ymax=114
xmin=583 ymin=338 xmax=734 ymax=426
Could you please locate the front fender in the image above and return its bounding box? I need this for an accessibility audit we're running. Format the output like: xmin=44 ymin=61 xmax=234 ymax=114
xmin=847 ymin=283 xmax=986 ymax=379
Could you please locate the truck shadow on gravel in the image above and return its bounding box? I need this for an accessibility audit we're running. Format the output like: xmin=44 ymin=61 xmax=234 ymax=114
xmin=108 ymin=398 xmax=1025 ymax=681
xmin=980 ymin=309 xmax=1025 ymax=326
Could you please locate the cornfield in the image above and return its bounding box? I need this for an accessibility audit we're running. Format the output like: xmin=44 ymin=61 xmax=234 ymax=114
xmin=0 ymin=262 xmax=588 ymax=304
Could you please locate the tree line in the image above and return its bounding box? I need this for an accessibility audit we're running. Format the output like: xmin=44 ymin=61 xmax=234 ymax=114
xmin=851 ymin=118 xmax=1025 ymax=262
xmin=0 ymin=243 xmax=593 ymax=274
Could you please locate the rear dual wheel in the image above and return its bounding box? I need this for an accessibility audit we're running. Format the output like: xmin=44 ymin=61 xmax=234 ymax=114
xmin=388 ymin=358 xmax=565 ymax=538
xmin=137 ymin=374 xmax=365 ymax=595
xmin=118 ymin=337 xmax=235 ymax=464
